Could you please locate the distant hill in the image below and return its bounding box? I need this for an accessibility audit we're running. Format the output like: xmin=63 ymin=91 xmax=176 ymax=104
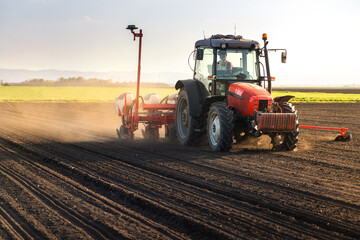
xmin=0 ymin=69 xmax=192 ymax=85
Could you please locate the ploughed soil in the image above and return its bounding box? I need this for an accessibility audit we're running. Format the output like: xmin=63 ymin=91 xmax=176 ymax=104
xmin=0 ymin=101 xmax=359 ymax=239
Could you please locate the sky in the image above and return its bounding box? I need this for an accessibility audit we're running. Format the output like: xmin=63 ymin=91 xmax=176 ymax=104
xmin=0 ymin=0 xmax=359 ymax=86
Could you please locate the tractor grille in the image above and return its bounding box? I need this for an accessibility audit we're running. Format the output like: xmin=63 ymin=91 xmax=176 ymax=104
xmin=258 ymin=100 xmax=268 ymax=112
xmin=257 ymin=113 xmax=297 ymax=132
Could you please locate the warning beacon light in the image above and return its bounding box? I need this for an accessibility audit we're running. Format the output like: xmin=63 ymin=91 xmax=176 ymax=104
xmin=262 ymin=33 xmax=267 ymax=41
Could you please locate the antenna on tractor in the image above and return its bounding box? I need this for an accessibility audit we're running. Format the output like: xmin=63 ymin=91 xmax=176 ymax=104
xmin=203 ymin=30 xmax=206 ymax=39
xmin=234 ymin=23 xmax=237 ymax=36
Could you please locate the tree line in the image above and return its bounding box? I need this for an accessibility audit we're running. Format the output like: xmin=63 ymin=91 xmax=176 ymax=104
xmin=1 ymin=77 xmax=171 ymax=87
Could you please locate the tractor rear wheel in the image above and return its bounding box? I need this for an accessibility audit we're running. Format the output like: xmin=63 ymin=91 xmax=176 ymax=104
xmin=175 ymin=90 xmax=203 ymax=146
xmin=271 ymin=102 xmax=299 ymax=150
xmin=207 ymin=102 xmax=234 ymax=152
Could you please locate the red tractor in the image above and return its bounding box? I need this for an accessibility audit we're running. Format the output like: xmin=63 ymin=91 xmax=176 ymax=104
xmin=117 ymin=26 xmax=351 ymax=150
xmin=116 ymin=27 xmax=300 ymax=151
xmin=174 ymin=33 xmax=299 ymax=151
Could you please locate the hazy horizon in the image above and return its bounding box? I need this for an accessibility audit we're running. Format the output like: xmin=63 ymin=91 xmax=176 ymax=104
xmin=2 ymin=68 xmax=360 ymax=88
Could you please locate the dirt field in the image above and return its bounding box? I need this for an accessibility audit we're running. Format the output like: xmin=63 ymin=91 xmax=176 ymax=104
xmin=0 ymin=102 xmax=359 ymax=239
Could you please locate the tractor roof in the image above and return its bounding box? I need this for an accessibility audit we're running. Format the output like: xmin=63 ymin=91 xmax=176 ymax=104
xmin=195 ymin=34 xmax=261 ymax=50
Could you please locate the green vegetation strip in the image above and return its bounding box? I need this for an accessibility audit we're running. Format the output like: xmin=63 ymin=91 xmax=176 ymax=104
xmin=0 ymin=86 xmax=177 ymax=102
xmin=273 ymin=91 xmax=360 ymax=103
xmin=1 ymin=87 xmax=360 ymax=103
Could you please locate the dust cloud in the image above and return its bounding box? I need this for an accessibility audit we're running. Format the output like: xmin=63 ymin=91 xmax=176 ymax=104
xmin=0 ymin=102 xmax=120 ymax=143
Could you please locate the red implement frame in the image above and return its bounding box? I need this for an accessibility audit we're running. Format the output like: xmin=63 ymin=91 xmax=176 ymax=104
xmin=119 ymin=26 xmax=176 ymax=139
xmin=119 ymin=94 xmax=176 ymax=138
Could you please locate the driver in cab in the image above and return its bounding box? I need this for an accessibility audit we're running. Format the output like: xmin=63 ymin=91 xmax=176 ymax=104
xmin=217 ymin=50 xmax=232 ymax=73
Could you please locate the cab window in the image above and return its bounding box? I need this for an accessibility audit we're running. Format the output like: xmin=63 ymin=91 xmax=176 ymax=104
xmin=195 ymin=48 xmax=213 ymax=91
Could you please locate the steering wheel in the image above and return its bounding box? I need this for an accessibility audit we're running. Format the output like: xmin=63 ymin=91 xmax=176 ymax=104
xmin=235 ymin=73 xmax=247 ymax=80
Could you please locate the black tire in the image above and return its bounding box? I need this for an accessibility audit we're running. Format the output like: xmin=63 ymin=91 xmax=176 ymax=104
xmin=165 ymin=123 xmax=178 ymax=143
xmin=207 ymin=102 xmax=234 ymax=152
xmin=271 ymin=102 xmax=299 ymax=151
xmin=175 ymin=90 xmax=203 ymax=146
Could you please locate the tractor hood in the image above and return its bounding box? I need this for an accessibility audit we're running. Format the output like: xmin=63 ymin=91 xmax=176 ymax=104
xmin=228 ymin=83 xmax=273 ymax=116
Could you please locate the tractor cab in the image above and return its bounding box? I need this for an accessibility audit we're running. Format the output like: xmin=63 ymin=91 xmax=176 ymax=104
xmin=193 ymin=34 xmax=285 ymax=95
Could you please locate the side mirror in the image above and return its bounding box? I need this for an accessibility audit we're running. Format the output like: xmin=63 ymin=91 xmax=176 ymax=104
xmin=196 ymin=48 xmax=204 ymax=60
xmin=281 ymin=51 xmax=287 ymax=63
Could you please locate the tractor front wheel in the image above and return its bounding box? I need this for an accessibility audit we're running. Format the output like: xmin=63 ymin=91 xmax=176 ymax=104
xmin=207 ymin=102 xmax=234 ymax=152
xmin=271 ymin=102 xmax=299 ymax=150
